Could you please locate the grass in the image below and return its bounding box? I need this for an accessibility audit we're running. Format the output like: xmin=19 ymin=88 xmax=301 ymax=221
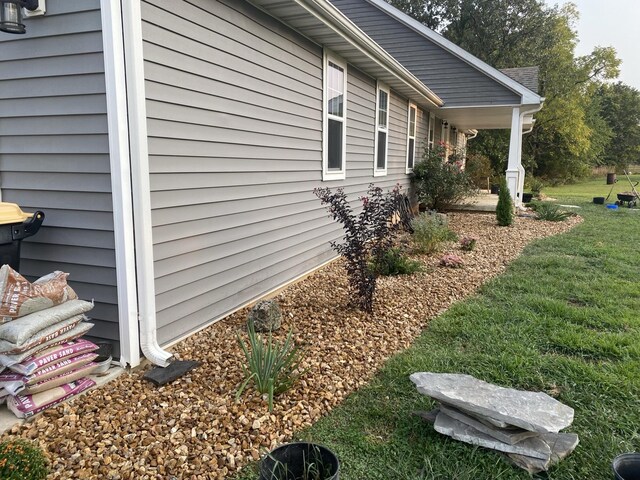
xmin=544 ymin=173 xmax=640 ymax=200
xmin=235 ymin=189 xmax=640 ymax=479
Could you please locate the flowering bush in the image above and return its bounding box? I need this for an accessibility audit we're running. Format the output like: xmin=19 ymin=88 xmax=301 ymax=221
xmin=0 ymin=438 xmax=48 ymax=480
xmin=411 ymin=143 xmax=477 ymax=211
xmin=439 ymin=253 xmax=464 ymax=268
xmin=314 ymin=184 xmax=403 ymax=313
xmin=459 ymin=236 xmax=478 ymax=251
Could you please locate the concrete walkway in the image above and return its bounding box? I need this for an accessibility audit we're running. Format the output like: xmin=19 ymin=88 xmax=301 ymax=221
xmin=449 ymin=191 xmax=499 ymax=212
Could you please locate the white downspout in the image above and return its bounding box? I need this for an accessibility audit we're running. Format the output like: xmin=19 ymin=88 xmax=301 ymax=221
xmin=121 ymin=0 xmax=173 ymax=367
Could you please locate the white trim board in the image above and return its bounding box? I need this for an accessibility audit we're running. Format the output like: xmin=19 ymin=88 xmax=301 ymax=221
xmin=100 ymin=0 xmax=140 ymax=368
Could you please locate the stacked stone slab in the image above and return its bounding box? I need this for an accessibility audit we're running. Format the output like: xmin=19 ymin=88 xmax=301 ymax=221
xmin=410 ymin=372 xmax=579 ymax=474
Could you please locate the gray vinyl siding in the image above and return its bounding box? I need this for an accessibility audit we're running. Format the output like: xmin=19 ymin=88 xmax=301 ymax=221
xmin=329 ymin=0 xmax=522 ymax=107
xmin=142 ymin=0 xmax=421 ymax=345
xmin=0 ymin=0 xmax=120 ymax=350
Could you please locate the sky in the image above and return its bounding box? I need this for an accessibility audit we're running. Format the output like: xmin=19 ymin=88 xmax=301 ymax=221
xmin=546 ymin=0 xmax=640 ymax=90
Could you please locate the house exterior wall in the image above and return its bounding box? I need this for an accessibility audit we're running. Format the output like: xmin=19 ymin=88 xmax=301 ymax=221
xmin=141 ymin=0 xmax=426 ymax=345
xmin=329 ymin=0 xmax=522 ymax=107
xmin=0 ymin=0 xmax=120 ymax=350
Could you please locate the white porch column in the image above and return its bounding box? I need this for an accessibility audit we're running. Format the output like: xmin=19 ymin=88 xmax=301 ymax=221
xmin=506 ymin=107 xmax=524 ymax=206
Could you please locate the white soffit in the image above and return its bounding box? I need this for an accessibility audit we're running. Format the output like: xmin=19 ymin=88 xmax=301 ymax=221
xmin=247 ymin=0 xmax=443 ymax=110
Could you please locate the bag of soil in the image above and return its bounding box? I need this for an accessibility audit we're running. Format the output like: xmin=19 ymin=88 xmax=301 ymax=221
xmin=0 ymin=315 xmax=84 ymax=355
xmin=0 ymin=266 xmax=78 ymax=323
xmin=0 ymin=322 xmax=94 ymax=367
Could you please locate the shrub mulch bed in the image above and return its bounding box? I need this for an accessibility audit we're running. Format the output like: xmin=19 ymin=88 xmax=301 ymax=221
xmin=2 ymin=213 xmax=582 ymax=479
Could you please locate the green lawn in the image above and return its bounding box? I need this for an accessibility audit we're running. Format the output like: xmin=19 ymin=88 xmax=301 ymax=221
xmin=236 ymin=193 xmax=640 ymax=479
xmin=544 ymin=173 xmax=640 ymax=201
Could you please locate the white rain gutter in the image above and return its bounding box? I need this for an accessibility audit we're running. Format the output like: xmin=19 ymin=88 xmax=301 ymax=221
xmin=466 ymin=129 xmax=478 ymax=140
xmin=292 ymin=0 xmax=444 ymax=108
xmin=121 ymin=0 xmax=173 ymax=367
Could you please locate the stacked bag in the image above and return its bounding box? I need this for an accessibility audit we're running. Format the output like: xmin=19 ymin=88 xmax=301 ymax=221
xmin=0 ymin=266 xmax=101 ymax=418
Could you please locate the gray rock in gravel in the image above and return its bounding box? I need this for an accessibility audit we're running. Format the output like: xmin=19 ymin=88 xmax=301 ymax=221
xmin=247 ymin=299 xmax=282 ymax=332
xmin=506 ymin=432 xmax=580 ymax=474
xmin=410 ymin=372 xmax=574 ymax=433
xmin=439 ymin=404 xmax=539 ymax=445
xmin=434 ymin=412 xmax=552 ymax=460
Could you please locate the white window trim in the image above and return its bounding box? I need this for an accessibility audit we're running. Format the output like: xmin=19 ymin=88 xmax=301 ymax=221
xmin=406 ymin=102 xmax=417 ymax=174
xmin=428 ymin=112 xmax=435 ymax=151
xmin=373 ymin=82 xmax=390 ymax=177
xmin=322 ymin=50 xmax=347 ymax=181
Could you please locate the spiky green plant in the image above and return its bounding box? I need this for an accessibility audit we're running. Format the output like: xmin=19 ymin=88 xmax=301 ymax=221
xmin=237 ymin=322 xmax=305 ymax=412
xmin=532 ymin=202 xmax=574 ymax=222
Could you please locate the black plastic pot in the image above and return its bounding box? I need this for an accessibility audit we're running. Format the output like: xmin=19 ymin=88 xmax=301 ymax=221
xmin=522 ymin=193 xmax=534 ymax=203
xmin=259 ymin=442 xmax=339 ymax=480
xmin=593 ymin=197 xmax=605 ymax=204
xmin=612 ymin=452 xmax=640 ymax=480
xmin=490 ymin=184 xmax=500 ymax=195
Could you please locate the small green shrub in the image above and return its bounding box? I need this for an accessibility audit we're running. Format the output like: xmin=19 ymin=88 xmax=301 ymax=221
xmin=411 ymin=144 xmax=477 ymax=211
xmin=369 ymin=247 xmax=422 ymax=276
xmin=237 ymin=322 xmax=305 ymax=412
xmin=410 ymin=211 xmax=457 ymax=254
xmin=0 ymin=438 xmax=48 ymax=480
xmin=496 ymin=178 xmax=514 ymax=226
xmin=532 ymin=202 xmax=574 ymax=222
xmin=459 ymin=236 xmax=478 ymax=251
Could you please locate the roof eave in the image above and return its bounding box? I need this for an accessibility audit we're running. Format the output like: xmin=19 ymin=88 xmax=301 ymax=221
xmin=247 ymin=0 xmax=444 ymax=108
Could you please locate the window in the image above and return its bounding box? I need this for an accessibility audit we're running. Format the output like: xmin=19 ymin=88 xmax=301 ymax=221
xmin=428 ymin=113 xmax=435 ymax=151
xmin=373 ymin=83 xmax=389 ymax=176
xmin=323 ymin=51 xmax=347 ymax=181
xmin=406 ymin=103 xmax=417 ymax=172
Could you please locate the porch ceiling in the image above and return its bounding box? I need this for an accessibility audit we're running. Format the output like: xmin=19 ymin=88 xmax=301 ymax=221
xmin=439 ymin=105 xmax=535 ymax=131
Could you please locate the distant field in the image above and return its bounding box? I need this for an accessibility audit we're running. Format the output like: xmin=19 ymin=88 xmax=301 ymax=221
xmin=544 ymin=174 xmax=640 ymax=200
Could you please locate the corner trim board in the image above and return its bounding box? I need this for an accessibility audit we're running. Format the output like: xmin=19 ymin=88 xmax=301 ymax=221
xmin=100 ymin=0 xmax=140 ymax=368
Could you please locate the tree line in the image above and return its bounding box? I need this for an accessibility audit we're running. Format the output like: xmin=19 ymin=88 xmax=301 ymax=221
xmin=388 ymin=0 xmax=640 ymax=182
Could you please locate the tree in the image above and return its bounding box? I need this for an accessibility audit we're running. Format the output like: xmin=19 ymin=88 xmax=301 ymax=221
xmin=386 ymin=0 xmax=622 ymax=182
xmin=496 ymin=178 xmax=514 ymax=226
xmin=597 ymin=82 xmax=640 ymax=170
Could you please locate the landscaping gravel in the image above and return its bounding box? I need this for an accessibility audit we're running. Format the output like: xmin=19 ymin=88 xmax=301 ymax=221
xmin=1 ymin=213 xmax=582 ymax=479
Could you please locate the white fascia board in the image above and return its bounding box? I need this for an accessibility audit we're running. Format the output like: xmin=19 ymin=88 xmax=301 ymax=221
xmin=362 ymin=0 xmax=543 ymax=105
xmin=294 ymin=0 xmax=443 ymax=108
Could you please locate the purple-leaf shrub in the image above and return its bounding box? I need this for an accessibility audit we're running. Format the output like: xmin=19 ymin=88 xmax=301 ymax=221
xmin=314 ymin=184 xmax=403 ymax=313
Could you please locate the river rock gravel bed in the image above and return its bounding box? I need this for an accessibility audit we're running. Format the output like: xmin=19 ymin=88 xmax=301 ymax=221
xmin=1 ymin=213 xmax=581 ymax=479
